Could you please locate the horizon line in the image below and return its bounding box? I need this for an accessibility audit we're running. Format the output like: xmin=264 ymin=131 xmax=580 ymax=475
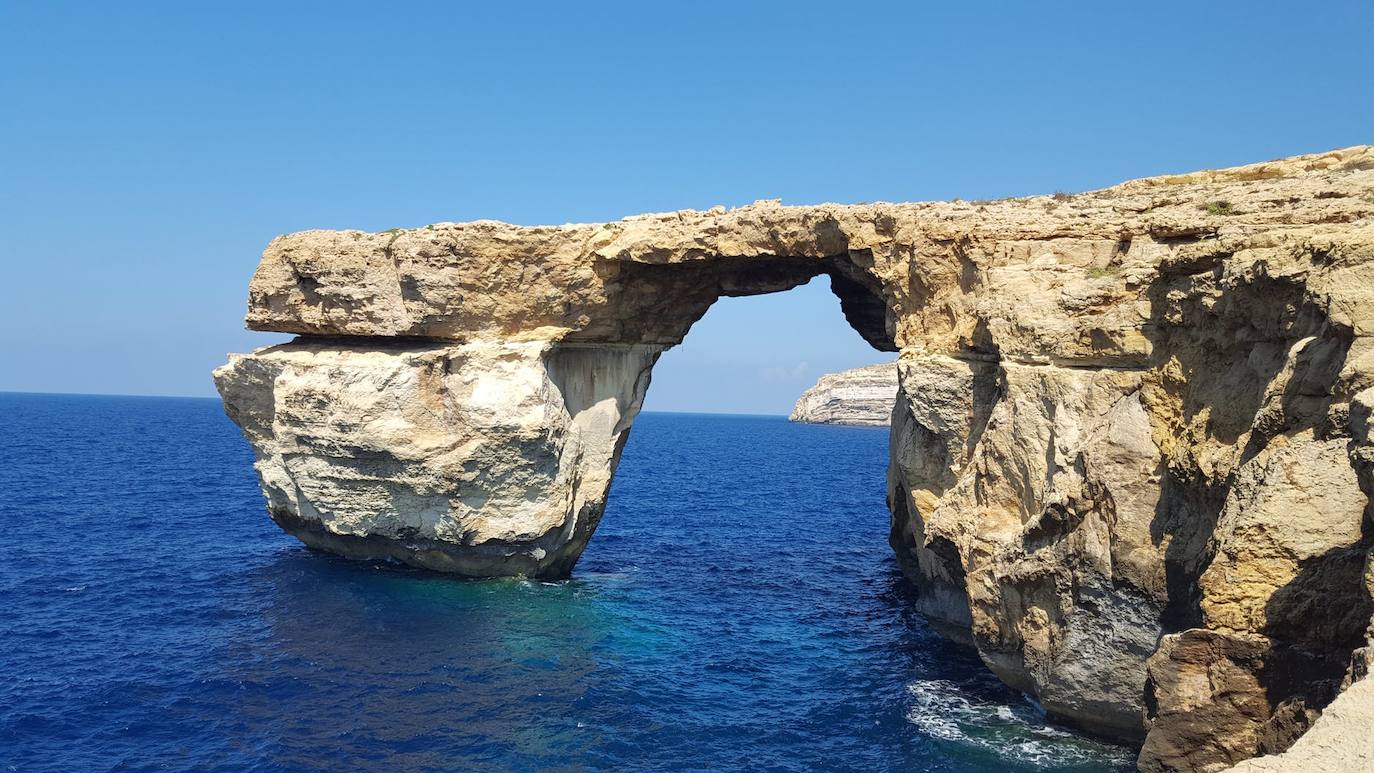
xmin=0 ymin=390 xmax=795 ymax=418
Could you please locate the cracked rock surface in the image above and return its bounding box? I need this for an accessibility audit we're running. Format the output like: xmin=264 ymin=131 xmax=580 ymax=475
xmin=217 ymin=146 xmax=1374 ymax=770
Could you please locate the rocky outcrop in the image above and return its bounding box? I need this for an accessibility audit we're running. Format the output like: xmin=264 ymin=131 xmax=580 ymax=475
xmin=216 ymin=146 xmax=1374 ymax=769
xmin=789 ymin=362 xmax=899 ymax=425
xmin=1223 ymin=667 xmax=1374 ymax=772
xmin=216 ymin=340 xmax=659 ymax=577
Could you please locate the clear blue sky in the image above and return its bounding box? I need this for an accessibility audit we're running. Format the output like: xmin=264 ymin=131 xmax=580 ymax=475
xmin=2 ymin=2 xmax=1370 ymax=414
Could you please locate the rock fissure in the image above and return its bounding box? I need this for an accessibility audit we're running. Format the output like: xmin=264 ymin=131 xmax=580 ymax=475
xmin=216 ymin=147 xmax=1374 ymax=771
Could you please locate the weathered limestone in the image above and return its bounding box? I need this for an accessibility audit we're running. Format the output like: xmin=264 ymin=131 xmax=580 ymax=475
xmin=215 ymin=340 xmax=660 ymax=577
xmin=1223 ymin=668 xmax=1374 ymax=772
xmin=217 ymin=146 xmax=1374 ymax=769
xmin=789 ymin=362 xmax=899 ymax=425
xmin=889 ymin=355 xmax=1168 ymax=739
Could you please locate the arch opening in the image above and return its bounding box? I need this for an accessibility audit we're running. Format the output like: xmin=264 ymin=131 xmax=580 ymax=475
xmin=563 ymin=252 xmax=897 ymax=353
xmin=636 ymin=273 xmax=895 ymax=416
xmin=543 ymin=267 xmax=899 ymax=579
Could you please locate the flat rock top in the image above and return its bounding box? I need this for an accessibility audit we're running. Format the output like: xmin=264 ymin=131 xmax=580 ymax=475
xmin=243 ymin=146 xmax=1374 ymax=355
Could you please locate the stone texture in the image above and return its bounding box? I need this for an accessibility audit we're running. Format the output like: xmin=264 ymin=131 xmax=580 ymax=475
xmin=1223 ymin=674 xmax=1374 ymax=772
xmin=789 ymin=362 xmax=899 ymax=426
xmin=214 ymin=340 xmax=660 ymax=577
xmin=217 ymin=146 xmax=1374 ymax=768
xmin=1140 ymin=629 xmax=1344 ymax=772
xmin=889 ymin=354 xmax=1167 ymax=739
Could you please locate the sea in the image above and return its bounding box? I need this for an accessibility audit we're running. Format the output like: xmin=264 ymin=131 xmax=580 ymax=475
xmin=0 ymin=393 xmax=1134 ymax=771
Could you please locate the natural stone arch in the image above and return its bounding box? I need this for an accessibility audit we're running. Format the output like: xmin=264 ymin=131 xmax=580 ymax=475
xmin=217 ymin=147 xmax=1374 ymax=767
xmin=222 ymin=241 xmax=898 ymax=581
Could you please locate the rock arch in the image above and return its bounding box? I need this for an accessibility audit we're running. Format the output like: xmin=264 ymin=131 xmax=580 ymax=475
xmin=217 ymin=147 xmax=1374 ymax=768
xmin=221 ymin=218 xmax=902 ymax=579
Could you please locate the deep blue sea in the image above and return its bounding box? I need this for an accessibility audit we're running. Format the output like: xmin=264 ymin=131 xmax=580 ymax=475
xmin=0 ymin=393 xmax=1134 ymax=771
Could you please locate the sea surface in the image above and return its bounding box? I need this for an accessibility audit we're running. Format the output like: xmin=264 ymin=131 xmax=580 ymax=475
xmin=0 ymin=393 xmax=1134 ymax=771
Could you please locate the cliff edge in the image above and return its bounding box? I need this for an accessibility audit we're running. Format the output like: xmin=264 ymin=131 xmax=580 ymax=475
xmin=789 ymin=362 xmax=899 ymax=426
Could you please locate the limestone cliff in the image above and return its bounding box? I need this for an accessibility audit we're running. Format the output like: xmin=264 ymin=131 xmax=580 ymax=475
xmin=216 ymin=146 xmax=1374 ymax=770
xmin=789 ymin=362 xmax=899 ymax=426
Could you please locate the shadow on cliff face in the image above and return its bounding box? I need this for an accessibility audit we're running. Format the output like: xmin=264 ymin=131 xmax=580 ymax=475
xmin=1251 ymin=537 xmax=1374 ymax=752
xmin=1262 ymin=541 xmax=1373 ymax=652
xmin=1140 ymin=242 xmax=1371 ymax=762
xmin=575 ymin=253 xmax=897 ymax=351
xmin=1150 ymin=471 xmax=1226 ymax=632
xmin=1144 ymin=248 xmax=1357 ymax=634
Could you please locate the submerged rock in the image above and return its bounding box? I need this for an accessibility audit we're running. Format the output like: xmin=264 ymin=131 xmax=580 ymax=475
xmin=789 ymin=362 xmax=899 ymax=426
xmin=217 ymin=146 xmax=1374 ymax=768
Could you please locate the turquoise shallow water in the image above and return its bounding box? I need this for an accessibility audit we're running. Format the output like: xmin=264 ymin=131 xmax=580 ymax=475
xmin=0 ymin=394 xmax=1134 ymax=771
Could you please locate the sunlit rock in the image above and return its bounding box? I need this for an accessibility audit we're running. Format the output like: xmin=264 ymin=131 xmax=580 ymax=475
xmin=789 ymin=362 xmax=899 ymax=426
xmin=214 ymin=340 xmax=660 ymax=578
xmin=218 ymin=146 xmax=1374 ymax=766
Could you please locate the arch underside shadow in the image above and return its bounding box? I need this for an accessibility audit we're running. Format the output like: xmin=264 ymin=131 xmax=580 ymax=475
xmin=562 ymin=253 xmax=896 ymax=353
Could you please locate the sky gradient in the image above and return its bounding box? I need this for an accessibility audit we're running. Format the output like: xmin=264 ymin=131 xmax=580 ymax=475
xmin=2 ymin=1 xmax=1371 ymax=413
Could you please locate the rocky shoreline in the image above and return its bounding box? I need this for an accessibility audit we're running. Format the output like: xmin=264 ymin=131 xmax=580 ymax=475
xmin=217 ymin=147 xmax=1374 ymax=770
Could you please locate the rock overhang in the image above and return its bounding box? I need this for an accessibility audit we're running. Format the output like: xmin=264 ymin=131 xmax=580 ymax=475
xmin=242 ymin=146 xmax=1374 ymax=365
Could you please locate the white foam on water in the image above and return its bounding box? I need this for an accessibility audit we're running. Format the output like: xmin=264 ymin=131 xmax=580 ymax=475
xmin=578 ymin=571 xmax=635 ymax=581
xmin=905 ymin=679 xmax=1129 ymax=768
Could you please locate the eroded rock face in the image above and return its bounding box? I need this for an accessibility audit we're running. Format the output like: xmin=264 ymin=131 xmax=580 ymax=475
xmin=1222 ymin=650 xmax=1374 ymax=772
xmin=217 ymin=146 xmax=1374 ymax=768
xmin=889 ymin=355 xmax=1168 ymax=739
xmin=789 ymin=362 xmax=899 ymax=426
xmin=214 ymin=340 xmax=660 ymax=577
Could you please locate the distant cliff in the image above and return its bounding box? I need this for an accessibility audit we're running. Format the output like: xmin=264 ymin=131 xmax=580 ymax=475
xmin=789 ymin=363 xmax=899 ymax=426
